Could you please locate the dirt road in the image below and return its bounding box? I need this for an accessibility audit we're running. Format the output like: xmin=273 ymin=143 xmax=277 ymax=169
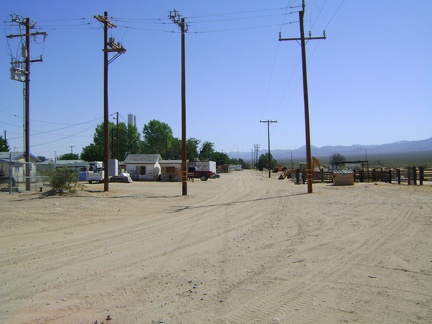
xmin=1 ymin=170 xmax=431 ymax=323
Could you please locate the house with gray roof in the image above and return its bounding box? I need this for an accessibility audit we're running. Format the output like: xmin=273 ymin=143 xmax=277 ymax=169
xmin=0 ymin=152 xmax=39 ymax=182
xmin=123 ymin=154 xmax=161 ymax=181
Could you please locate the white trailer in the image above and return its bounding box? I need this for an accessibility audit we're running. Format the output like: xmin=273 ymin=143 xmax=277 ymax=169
xmin=195 ymin=161 xmax=217 ymax=175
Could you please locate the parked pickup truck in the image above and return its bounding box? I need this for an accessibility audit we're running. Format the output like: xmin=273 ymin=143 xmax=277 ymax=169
xmin=188 ymin=166 xmax=215 ymax=181
xmin=86 ymin=161 xmax=104 ymax=184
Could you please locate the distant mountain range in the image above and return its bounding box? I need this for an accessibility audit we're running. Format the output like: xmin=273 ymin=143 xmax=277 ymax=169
xmin=228 ymin=137 xmax=432 ymax=162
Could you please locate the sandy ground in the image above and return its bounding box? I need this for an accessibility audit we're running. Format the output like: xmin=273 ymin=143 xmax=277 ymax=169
xmin=0 ymin=170 xmax=431 ymax=324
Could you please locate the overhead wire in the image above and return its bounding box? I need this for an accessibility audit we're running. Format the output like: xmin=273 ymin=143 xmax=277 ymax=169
xmin=271 ymin=0 xmax=347 ymax=122
xmin=260 ymin=2 xmax=299 ymax=120
xmin=260 ymin=0 xmax=303 ymax=122
xmin=2 ymin=4 xmax=344 ymax=153
xmin=31 ymin=124 xmax=97 ymax=147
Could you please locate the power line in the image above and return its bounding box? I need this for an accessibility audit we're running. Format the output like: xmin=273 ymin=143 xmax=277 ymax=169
xmin=31 ymin=124 xmax=96 ymax=147
xmin=0 ymin=7 xmax=301 ymax=34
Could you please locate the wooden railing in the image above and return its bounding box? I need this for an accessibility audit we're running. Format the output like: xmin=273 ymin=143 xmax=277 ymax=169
xmin=287 ymin=167 xmax=432 ymax=185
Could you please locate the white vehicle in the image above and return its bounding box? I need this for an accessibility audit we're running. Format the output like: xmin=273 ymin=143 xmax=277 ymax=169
xmin=195 ymin=161 xmax=217 ymax=175
xmin=86 ymin=161 xmax=104 ymax=183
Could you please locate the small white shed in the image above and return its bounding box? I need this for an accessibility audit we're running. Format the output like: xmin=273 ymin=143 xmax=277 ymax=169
xmin=124 ymin=154 xmax=161 ymax=181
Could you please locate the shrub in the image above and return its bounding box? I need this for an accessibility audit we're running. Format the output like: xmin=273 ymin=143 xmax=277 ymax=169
xmin=48 ymin=167 xmax=79 ymax=194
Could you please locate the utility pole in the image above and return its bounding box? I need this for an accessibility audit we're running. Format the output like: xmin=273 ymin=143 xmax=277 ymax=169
xmin=7 ymin=15 xmax=46 ymax=191
xmin=70 ymin=146 xmax=74 ymax=154
xmin=116 ymin=111 xmax=119 ymax=160
xmin=260 ymin=120 xmax=277 ymax=178
xmin=253 ymin=144 xmax=260 ymax=169
xmin=279 ymin=0 xmax=325 ymax=193
xmin=94 ymin=12 xmax=126 ymax=192
xmin=170 ymin=9 xmax=188 ymax=196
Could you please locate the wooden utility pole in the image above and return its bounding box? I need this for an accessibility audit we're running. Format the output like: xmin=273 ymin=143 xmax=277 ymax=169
xmin=253 ymin=144 xmax=260 ymax=169
xmin=260 ymin=120 xmax=277 ymax=178
xmin=279 ymin=1 xmax=325 ymax=193
xmin=7 ymin=15 xmax=46 ymax=191
xmin=94 ymin=12 xmax=126 ymax=192
xmin=116 ymin=111 xmax=119 ymax=160
xmin=170 ymin=9 xmax=188 ymax=196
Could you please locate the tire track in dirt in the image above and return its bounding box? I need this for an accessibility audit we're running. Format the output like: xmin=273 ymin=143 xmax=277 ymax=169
xmin=2 ymin=172 xmax=298 ymax=322
xmin=4 ymin=176 xmax=430 ymax=323
xmin=213 ymin=190 xmax=425 ymax=323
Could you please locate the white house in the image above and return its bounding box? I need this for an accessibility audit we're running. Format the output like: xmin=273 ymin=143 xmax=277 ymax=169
xmin=123 ymin=154 xmax=161 ymax=181
xmin=0 ymin=152 xmax=39 ymax=183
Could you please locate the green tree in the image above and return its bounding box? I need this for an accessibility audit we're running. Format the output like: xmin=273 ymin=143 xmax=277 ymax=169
xmin=142 ymin=120 xmax=174 ymax=157
xmin=229 ymin=157 xmax=250 ymax=169
xmin=80 ymin=144 xmax=104 ymax=162
xmin=0 ymin=136 xmax=10 ymax=152
xmin=329 ymin=153 xmax=346 ymax=168
xmin=257 ymin=153 xmax=278 ymax=170
xmin=125 ymin=124 xmax=141 ymax=157
xmin=164 ymin=137 xmax=202 ymax=161
xmin=187 ymin=137 xmax=200 ymax=162
xmin=82 ymin=121 xmax=142 ymax=161
xmin=209 ymin=151 xmax=229 ymax=166
xmin=330 ymin=153 xmax=346 ymax=163
xmin=37 ymin=156 xmax=47 ymax=162
xmin=199 ymin=141 xmax=215 ymax=160
xmin=58 ymin=153 xmax=80 ymax=160
xmin=166 ymin=137 xmax=182 ymax=160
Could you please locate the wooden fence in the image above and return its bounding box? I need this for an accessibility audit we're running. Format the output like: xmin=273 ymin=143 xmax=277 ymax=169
xmin=291 ymin=167 xmax=432 ymax=185
xmin=362 ymin=167 xmax=432 ymax=185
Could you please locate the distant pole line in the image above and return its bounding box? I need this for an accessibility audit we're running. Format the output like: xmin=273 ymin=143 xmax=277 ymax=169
xmin=253 ymin=144 xmax=260 ymax=169
xmin=260 ymin=120 xmax=277 ymax=178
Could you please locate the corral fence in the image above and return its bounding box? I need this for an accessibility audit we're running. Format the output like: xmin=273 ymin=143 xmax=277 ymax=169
xmin=365 ymin=166 xmax=432 ymax=185
xmin=291 ymin=167 xmax=432 ymax=185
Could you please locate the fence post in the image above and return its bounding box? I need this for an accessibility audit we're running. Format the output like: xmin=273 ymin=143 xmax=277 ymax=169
xmin=407 ymin=167 xmax=411 ymax=185
xmin=396 ymin=169 xmax=401 ymax=184
xmin=9 ymin=153 xmax=12 ymax=194
xmin=413 ymin=166 xmax=417 ymax=185
xmin=388 ymin=169 xmax=392 ymax=183
xmin=419 ymin=166 xmax=424 ymax=185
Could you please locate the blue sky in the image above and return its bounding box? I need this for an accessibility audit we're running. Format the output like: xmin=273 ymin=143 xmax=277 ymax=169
xmin=1 ymin=1 xmax=431 ymax=159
